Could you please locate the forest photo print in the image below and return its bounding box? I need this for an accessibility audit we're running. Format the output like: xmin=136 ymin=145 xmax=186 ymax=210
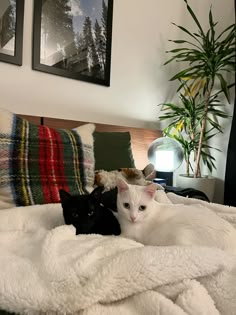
xmin=33 ymin=0 xmax=113 ymax=86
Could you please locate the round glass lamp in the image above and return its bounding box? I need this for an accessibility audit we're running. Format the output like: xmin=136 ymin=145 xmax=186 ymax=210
xmin=148 ymin=137 xmax=184 ymax=172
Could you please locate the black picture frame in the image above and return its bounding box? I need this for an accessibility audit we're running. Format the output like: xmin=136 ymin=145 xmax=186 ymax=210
xmin=0 ymin=0 xmax=25 ymax=66
xmin=32 ymin=0 xmax=113 ymax=86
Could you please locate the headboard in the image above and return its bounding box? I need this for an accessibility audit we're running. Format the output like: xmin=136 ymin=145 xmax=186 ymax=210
xmin=18 ymin=114 xmax=162 ymax=169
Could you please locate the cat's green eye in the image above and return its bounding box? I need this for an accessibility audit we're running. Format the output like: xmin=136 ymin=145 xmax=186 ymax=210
xmin=139 ymin=205 xmax=146 ymax=211
xmin=123 ymin=203 xmax=130 ymax=209
xmin=88 ymin=211 xmax=94 ymax=216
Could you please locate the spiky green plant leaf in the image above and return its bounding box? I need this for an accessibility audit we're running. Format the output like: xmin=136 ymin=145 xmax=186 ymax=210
xmin=160 ymin=0 xmax=235 ymax=176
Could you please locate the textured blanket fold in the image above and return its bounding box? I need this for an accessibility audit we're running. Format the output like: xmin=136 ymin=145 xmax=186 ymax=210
xmin=0 ymin=194 xmax=236 ymax=315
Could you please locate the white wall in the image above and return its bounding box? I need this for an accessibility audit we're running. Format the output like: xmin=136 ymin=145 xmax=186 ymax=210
xmin=0 ymin=0 xmax=235 ymax=203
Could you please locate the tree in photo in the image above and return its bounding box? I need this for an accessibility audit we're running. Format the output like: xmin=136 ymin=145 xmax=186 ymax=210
xmin=8 ymin=0 xmax=16 ymax=36
xmin=41 ymin=0 xmax=77 ymax=68
xmin=79 ymin=16 xmax=101 ymax=78
xmin=101 ymin=0 xmax=108 ymax=42
xmin=94 ymin=19 xmax=106 ymax=73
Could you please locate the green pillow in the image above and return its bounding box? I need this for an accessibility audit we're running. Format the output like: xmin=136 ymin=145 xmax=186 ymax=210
xmin=94 ymin=131 xmax=135 ymax=171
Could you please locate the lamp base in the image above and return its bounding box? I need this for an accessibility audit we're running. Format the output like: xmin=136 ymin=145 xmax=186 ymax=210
xmin=153 ymin=178 xmax=167 ymax=187
xmin=156 ymin=171 xmax=173 ymax=186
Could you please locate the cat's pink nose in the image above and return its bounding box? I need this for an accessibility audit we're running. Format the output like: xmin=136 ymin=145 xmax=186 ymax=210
xmin=130 ymin=216 xmax=136 ymax=222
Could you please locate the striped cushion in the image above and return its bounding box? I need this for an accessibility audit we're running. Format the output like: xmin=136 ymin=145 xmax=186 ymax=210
xmin=0 ymin=108 xmax=95 ymax=209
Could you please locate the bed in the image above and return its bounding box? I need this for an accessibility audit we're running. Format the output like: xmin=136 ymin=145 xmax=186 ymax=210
xmin=0 ymin=108 xmax=236 ymax=315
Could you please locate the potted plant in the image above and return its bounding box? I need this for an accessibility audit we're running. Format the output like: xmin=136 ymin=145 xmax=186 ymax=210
xmin=159 ymin=0 xmax=235 ymax=200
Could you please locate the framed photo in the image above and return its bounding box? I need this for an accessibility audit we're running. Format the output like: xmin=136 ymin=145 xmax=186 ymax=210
xmin=33 ymin=0 xmax=113 ymax=86
xmin=0 ymin=0 xmax=24 ymax=66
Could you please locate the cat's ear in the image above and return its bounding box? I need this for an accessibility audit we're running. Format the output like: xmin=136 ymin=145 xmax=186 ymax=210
xmin=91 ymin=186 xmax=103 ymax=200
xmin=143 ymin=164 xmax=156 ymax=181
xmin=143 ymin=183 xmax=157 ymax=199
xmin=59 ymin=189 xmax=71 ymax=202
xmin=117 ymin=178 xmax=129 ymax=193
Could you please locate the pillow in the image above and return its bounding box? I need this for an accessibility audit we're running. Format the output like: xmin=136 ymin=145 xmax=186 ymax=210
xmin=0 ymin=108 xmax=95 ymax=209
xmin=94 ymin=131 xmax=135 ymax=171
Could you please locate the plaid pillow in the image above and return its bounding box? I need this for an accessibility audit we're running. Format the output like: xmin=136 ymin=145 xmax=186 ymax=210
xmin=0 ymin=108 xmax=95 ymax=209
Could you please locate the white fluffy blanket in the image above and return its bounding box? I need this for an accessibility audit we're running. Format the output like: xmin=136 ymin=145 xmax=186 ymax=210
xmin=0 ymin=192 xmax=236 ymax=315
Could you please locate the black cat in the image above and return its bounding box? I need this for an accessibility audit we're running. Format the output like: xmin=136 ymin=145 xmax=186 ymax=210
xmin=59 ymin=186 xmax=120 ymax=235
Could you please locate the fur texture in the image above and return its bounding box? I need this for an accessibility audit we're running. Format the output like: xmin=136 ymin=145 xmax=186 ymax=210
xmin=0 ymin=194 xmax=236 ymax=314
xmin=116 ymin=179 xmax=236 ymax=252
xmin=94 ymin=164 xmax=164 ymax=191
xmin=60 ymin=187 xmax=120 ymax=235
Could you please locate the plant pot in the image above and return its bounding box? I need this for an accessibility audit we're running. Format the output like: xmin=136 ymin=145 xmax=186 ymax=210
xmin=176 ymin=174 xmax=216 ymax=202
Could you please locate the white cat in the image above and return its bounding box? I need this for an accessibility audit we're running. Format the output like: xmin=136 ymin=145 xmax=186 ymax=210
xmin=116 ymin=179 xmax=236 ymax=252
